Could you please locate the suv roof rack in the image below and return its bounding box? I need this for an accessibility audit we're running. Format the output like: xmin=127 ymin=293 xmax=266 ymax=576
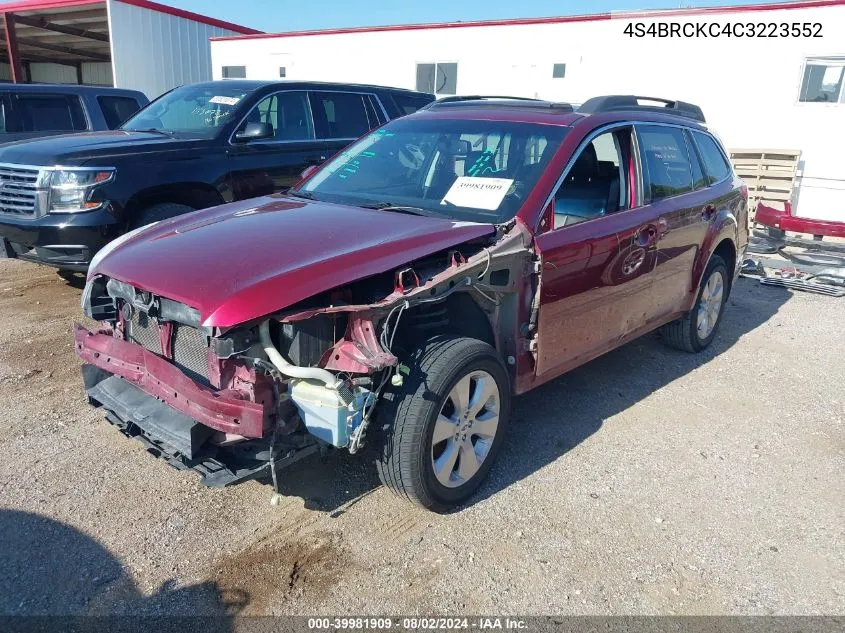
xmin=422 ymin=95 xmax=574 ymax=112
xmin=578 ymin=95 xmax=705 ymax=123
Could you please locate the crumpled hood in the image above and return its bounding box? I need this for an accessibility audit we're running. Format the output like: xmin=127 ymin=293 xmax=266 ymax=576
xmin=93 ymin=196 xmax=496 ymax=328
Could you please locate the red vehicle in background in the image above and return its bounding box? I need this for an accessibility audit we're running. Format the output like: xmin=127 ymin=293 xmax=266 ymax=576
xmin=75 ymin=95 xmax=748 ymax=511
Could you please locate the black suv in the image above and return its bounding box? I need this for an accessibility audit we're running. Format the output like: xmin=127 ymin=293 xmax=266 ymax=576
xmin=0 ymin=83 xmax=148 ymax=143
xmin=0 ymin=80 xmax=434 ymax=271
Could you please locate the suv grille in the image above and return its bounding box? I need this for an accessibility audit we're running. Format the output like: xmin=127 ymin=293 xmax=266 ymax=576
xmin=126 ymin=310 xmax=211 ymax=385
xmin=0 ymin=164 xmax=41 ymax=218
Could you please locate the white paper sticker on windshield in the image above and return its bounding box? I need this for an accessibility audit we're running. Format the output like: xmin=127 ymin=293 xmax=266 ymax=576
xmin=209 ymin=95 xmax=241 ymax=106
xmin=441 ymin=177 xmax=514 ymax=211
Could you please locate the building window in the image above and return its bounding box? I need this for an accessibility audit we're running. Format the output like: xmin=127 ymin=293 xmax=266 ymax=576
xmin=799 ymin=58 xmax=845 ymax=103
xmin=416 ymin=62 xmax=458 ymax=95
xmin=279 ymin=67 xmax=286 ymax=78
xmin=552 ymin=63 xmax=566 ymax=79
xmin=222 ymin=65 xmax=246 ymax=79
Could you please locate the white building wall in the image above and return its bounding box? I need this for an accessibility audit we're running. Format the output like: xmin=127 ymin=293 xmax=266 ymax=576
xmin=107 ymin=0 xmax=242 ymax=100
xmin=211 ymin=3 xmax=845 ymax=221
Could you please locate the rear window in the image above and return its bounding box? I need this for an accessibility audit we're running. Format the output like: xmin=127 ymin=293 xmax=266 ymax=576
xmin=392 ymin=93 xmax=434 ymax=115
xmin=692 ymin=131 xmax=731 ymax=184
xmin=16 ymin=95 xmax=86 ymax=132
xmin=637 ymin=125 xmax=694 ymax=201
xmin=98 ymin=95 xmax=142 ymax=129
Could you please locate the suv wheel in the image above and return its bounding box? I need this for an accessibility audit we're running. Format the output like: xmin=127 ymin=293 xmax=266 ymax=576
xmin=133 ymin=203 xmax=194 ymax=228
xmin=661 ymin=254 xmax=729 ymax=353
xmin=375 ymin=336 xmax=510 ymax=511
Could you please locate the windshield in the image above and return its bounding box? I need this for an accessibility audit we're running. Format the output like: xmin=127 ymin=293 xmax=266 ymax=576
xmin=295 ymin=118 xmax=568 ymax=223
xmin=121 ymin=84 xmax=256 ymax=139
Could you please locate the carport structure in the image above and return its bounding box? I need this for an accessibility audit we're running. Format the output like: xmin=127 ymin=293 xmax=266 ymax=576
xmin=0 ymin=0 xmax=260 ymax=98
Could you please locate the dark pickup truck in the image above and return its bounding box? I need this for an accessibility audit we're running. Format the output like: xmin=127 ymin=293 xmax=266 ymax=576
xmin=0 ymin=80 xmax=434 ymax=271
xmin=0 ymin=83 xmax=148 ymax=143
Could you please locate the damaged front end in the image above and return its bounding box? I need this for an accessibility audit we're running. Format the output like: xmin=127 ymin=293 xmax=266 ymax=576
xmin=76 ymin=224 xmax=533 ymax=489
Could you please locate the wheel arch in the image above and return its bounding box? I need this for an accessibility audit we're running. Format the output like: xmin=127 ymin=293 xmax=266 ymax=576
xmin=123 ymin=183 xmax=225 ymax=226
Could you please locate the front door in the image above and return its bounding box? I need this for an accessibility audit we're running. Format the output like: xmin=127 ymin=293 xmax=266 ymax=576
xmin=227 ymin=91 xmax=329 ymax=200
xmin=534 ymin=126 xmax=662 ymax=380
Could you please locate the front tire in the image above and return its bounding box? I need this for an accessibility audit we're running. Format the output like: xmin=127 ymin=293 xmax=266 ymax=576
xmin=661 ymin=254 xmax=729 ymax=353
xmin=375 ymin=336 xmax=511 ymax=511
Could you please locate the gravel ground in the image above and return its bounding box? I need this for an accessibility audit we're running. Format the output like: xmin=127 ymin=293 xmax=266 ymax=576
xmin=0 ymin=258 xmax=842 ymax=616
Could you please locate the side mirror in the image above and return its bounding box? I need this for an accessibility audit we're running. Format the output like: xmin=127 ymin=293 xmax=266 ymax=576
xmin=234 ymin=122 xmax=274 ymax=142
xmin=300 ymin=165 xmax=319 ymax=180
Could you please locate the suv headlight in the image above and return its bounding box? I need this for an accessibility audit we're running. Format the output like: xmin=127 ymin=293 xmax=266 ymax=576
xmin=48 ymin=168 xmax=115 ymax=214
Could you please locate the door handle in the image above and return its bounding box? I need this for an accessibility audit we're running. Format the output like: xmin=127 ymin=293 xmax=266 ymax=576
xmin=701 ymin=205 xmax=716 ymax=222
xmin=635 ymin=224 xmax=659 ymax=248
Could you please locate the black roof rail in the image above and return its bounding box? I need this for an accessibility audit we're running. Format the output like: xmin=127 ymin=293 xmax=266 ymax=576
xmin=578 ymin=95 xmax=705 ymax=123
xmin=422 ymin=95 xmax=574 ymax=112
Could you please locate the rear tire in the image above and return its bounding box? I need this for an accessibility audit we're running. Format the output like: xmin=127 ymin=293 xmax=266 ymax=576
xmin=131 ymin=203 xmax=194 ymax=228
xmin=661 ymin=254 xmax=729 ymax=353
xmin=375 ymin=336 xmax=510 ymax=511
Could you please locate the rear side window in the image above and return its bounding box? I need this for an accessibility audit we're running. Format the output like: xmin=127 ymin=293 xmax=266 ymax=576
xmin=97 ymin=96 xmax=142 ymax=129
xmin=309 ymin=92 xmax=371 ymax=139
xmin=684 ymin=130 xmax=707 ymax=190
xmin=691 ymin=131 xmax=731 ymax=184
xmin=392 ymin=93 xmax=434 ymax=115
xmin=637 ymin=125 xmax=693 ymax=201
xmin=15 ymin=95 xmax=86 ymax=132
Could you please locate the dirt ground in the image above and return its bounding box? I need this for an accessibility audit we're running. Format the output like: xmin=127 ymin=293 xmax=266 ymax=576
xmin=0 ymin=258 xmax=842 ymax=616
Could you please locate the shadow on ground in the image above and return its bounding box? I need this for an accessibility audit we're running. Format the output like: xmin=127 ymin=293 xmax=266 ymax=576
xmin=261 ymin=278 xmax=792 ymax=513
xmin=0 ymin=509 xmax=242 ymax=621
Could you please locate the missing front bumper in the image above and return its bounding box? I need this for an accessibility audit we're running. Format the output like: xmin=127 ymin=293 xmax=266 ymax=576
xmin=82 ymin=365 xmax=319 ymax=488
xmin=74 ymin=324 xmax=268 ymax=438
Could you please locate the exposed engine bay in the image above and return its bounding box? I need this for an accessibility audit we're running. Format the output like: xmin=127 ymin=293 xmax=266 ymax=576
xmin=76 ymin=221 xmax=536 ymax=489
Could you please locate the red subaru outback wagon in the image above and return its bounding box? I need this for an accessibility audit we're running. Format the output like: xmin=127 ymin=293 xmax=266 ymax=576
xmin=76 ymin=95 xmax=748 ymax=510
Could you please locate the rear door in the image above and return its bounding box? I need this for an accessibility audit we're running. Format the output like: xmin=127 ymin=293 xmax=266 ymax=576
xmin=634 ymin=123 xmax=713 ymax=319
xmin=309 ymin=91 xmax=386 ymax=159
xmin=534 ymin=125 xmax=662 ymax=380
xmin=227 ymin=90 xmax=329 ymax=199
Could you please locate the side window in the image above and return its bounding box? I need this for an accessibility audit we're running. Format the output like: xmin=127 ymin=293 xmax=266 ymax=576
xmin=309 ymin=92 xmax=371 ymax=139
xmin=392 ymin=93 xmax=434 ymax=115
xmin=97 ymin=96 xmax=142 ymax=129
xmin=798 ymin=59 xmax=845 ymax=103
xmin=684 ymin=130 xmax=708 ymax=190
xmin=238 ymin=92 xmax=314 ymax=142
xmin=15 ymin=95 xmax=86 ymax=132
xmin=222 ymin=66 xmax=246 ymax=79
xmin=637 ymin=125 xmax=693 ymax=201
xmin=691 ymin=131 xmax=731 ymax=185
xmin=553 ymin=128 xmax=630 ymax=228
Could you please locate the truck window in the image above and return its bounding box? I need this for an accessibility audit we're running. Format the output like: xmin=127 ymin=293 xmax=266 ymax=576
xmin=98 ymin=96 xmax=142 ymax=129
xmin=238 ymin=92 xmax=314 ymax=141
xmin=392 ymin=93 xmax=434 ymax=115
xmin=309 ymin=92 xmax=371 ymax=140
xmin=16 ymin=95 xmax=86 ymax=132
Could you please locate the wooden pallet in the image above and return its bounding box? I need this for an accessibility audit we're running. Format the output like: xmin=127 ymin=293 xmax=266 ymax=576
xmin=729 ymin=149 xmax=801 ymax=222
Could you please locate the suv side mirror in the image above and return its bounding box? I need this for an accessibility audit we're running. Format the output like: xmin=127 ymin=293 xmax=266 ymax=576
xmin=234 ymin=122 xmax=274 ymax=142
